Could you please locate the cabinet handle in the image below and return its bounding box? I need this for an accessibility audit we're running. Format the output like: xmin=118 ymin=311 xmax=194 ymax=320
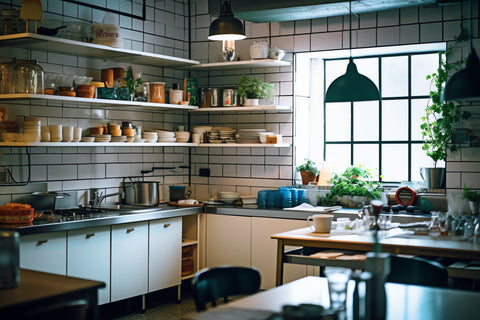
xmin=164 ymin=223 xmax=171 ymax=228
xmin=126 ymin=228 xmax=135 ymax=233
xmin=36 ymin=240 xmax=48 ymax=246
xmin=85 ymin=233 xmax=95 ymax=239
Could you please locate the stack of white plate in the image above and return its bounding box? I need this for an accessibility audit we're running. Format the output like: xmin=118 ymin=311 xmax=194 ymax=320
xmin=219 ymin=127 xmax=236 ymax=141
xmin=111 ymin=135 xmax=127 ymax=142
xmin=156 ymin=130 xmax=176 ymax=143
xmin=218 ymin=191 xmax=240 ymax=204
xmin=174 ymin=131 xmax=190 ymax=143
xmin=92 ymin=134 xmax=111 ymax=142
xmin=143 ymin=131 xmax=158 ymax=143
xmin=237 ymin=129 xmax=265 ymax=144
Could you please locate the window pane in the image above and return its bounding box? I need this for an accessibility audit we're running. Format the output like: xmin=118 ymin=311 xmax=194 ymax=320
xmin=411 ymin=98 xmax=429 ymax=141
xmin=382 ymin=100 xmax=408 ymax=141
xmin=353 ymin=144 xmax=379 ymax=179
xmin=382 ymin=56 xmax=408 ymax=97
xmin=325 ymin=59 xmax=349 ymax=88
xmin=354 ymin=101 xmax=379 ymax=141
xmin=355 ymin=57 xmax=379 ymax=88
xmin=411 ymin=53 xmax=439 ymax=96
xmin=411 ymin=143 xmax=443 ymax=182
xmin=326 ymin=103 xmax=351 ymax=141
xmin=326 ymin=144 xmax=351 ymax=174
xmin=382 ymin=144 xmax=408 ymax=182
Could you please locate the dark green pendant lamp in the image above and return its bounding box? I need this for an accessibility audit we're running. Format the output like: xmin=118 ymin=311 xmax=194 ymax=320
xmin=325 ymin=0 xmax=379 ymax=102
xmin=208 ymin=1 xmax=246 ymax=41
xmin=443 ymin=0 xmax=480 ymax=102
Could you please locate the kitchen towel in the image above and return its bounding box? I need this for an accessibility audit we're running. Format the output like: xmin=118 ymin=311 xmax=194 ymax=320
xmin=283 ymin=203 xmax=342 ymax=213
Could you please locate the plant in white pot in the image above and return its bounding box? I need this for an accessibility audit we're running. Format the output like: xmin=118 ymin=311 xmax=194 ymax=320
xmin=462 ymin=186 xmax=480 ymax=215
xmin=236 ymin=75 xmax=274 ymax=106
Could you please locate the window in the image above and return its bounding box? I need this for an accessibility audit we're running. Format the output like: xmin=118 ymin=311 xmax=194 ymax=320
xmin=295 ymin=43 xmax=446 ymax=183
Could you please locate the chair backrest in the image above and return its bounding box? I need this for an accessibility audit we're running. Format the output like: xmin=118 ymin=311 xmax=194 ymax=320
xmin=387 ymin=255 xmax=449 ymax=288
xmin=192 ymin=266 xmax=261 ymax=312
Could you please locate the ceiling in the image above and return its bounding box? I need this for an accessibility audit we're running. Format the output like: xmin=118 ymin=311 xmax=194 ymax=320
xmin=209 ymin=0 xmax=459 ymax=23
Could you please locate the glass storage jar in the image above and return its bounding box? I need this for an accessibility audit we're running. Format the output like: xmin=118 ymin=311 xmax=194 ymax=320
xmin=0 ymin=59 xmax=16 ymax=94
xmin=14 ymin=60 xmax=44 ymax=94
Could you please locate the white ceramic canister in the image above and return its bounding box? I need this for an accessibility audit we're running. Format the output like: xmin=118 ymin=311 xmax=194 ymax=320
xmin=250 ymin=41 xmax=269 ymax=59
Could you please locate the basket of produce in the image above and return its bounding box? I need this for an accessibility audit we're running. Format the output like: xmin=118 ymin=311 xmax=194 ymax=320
xmin=0 ymin=203 xmax=34 ymax=224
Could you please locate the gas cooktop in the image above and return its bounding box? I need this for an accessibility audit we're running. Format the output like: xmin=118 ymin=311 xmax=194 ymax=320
xmin=34 ymin=207 xmax=120 ymax=224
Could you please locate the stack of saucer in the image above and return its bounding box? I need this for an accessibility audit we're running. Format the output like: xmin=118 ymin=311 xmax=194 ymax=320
xmin=143 ymin=131 xmax=158 ymax=143
xmin=237 ymin=129 xmax=265 ymax=144
xmin=156 ymin=130 xmax=176 ymax=143
xmin=219 ymin=127 xmax=236 ymax=142
xmin=111 ymin=135 xmax=127 ymax=142
xmin=174 ymin=131 xmax=190 ymax=143
xmin=92 ymin=134 xmax=111 ymax=142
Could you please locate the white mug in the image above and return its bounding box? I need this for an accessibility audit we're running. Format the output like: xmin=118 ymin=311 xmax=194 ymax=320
xmin=307 ymin=214 xmax=333 ymax=233
xmin=178 ymin=199 xmax=199 ymax=205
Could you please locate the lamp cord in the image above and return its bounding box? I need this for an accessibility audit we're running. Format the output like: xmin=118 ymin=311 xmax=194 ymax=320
xmin=349 ymin=0 xmax=352 ymax=56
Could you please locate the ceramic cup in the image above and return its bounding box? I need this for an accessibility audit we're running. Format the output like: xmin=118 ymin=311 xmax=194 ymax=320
xmin=49 ymin=124 xmax=62 ymax=142
xmin=307 ymin=214 xmax=333 ymax=233
xmin=62 ymin=126 xmax=74 ymax=142
xmin=192 ymin=133 xmax=201 ymax=144
xmin=73 ymin=127 xmax=82 ymax=142
xmin=169 ymin=89 xmax=183 ymax=104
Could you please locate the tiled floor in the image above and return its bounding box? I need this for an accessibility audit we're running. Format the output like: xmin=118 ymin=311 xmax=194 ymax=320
xmin=100 ymin=284 xmax=197 ymax=320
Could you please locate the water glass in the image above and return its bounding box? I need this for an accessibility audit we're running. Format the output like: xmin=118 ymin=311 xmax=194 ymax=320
xmin=324 ymin=267 xmax=352 ymax=310
xmin=291 ymin=189 xmax=299 ymax=206
xmin=266 ymin=190 xmax=276 ymax=208
xmin=257 ymin=190 xmax=268 ymax=208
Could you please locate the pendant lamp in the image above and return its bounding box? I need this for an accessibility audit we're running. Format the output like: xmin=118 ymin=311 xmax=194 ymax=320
xmin=443 ymin=0 xmax=480 ymax=102
xmin=208 ymin=1 xmax=246 ymax=41
xmin=325 ymin=1 xmax=379 ymax=102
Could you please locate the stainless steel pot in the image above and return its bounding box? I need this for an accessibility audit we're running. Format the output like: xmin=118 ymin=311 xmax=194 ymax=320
xmin=123 ymin=180 xmax=159 ymax=206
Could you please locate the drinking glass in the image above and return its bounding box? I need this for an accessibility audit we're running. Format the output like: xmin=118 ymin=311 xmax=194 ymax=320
xmin=324 ymin=267 xmax=352 ymax=310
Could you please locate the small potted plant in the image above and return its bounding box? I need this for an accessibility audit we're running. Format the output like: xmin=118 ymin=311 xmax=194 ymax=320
xmin=236 ymin=75 xmax=274 ymax=106
xmin=124 ymin=66 xmax=144 ymax=101
xmin=462 ymin=186 xmax=480 ymax=215
xmin=296 ymin=159 xmax=319 ymax=185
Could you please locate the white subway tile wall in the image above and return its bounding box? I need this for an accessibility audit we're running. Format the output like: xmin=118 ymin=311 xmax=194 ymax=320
xmin=0 ymin=0 xmax=478 ymax=205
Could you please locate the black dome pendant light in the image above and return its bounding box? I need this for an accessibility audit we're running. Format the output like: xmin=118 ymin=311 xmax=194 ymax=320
xmin=325 ymin=0 xmax=380 ymax=102
xmin=208 ymin=1 xmax=246 ymax=41
xmin=443 ymin=0 xmax=480 ymax=102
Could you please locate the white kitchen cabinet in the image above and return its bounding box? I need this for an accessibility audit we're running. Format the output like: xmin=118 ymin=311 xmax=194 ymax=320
xmin=148 ymin=217 xmax=182 ymax=292
xmin=251 ymin=217 xmax=308 ymax=289
xmin=67 ymin=226 xmax=111 ymax=305
xmin=111 ymin=221 xmax=148 ymax=302
xmin=205 ymin=214 xmax=252 ymax=267
xmin=20 ymin=231 xmax=67 ymax=275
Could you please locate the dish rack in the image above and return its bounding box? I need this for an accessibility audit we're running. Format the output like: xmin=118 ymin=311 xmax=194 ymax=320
xmin=0 ymin=203 xmax=34 ymax=224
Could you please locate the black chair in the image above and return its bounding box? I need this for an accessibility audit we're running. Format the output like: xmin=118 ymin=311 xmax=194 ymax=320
xmin=387 ymin=255 xmax=449 ymax=288
xmin=192 ymin=266 xmax=261 ymax=312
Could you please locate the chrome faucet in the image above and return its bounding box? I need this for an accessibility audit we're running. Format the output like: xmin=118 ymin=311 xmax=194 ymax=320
xmin=89 ymin=188 xmax=123 ymax=207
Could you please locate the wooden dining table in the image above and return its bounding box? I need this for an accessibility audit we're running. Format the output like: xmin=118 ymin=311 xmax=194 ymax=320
xmin=0 ymin=269 xmax=105 ymax=320
xmin=188 ymin=276 xmax=480 ymax=320
xmin=271 ymin=227 xmax=480 ymax=286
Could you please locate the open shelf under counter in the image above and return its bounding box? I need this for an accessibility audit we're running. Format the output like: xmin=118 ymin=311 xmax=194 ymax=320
xmin=0 ymin=33 xmax=199 ymax=67
xmin=0 ymin=94 xmax=199 ymax=111
xmin=182 ymin=239 xmax=199 ymax=247
xmin=190 ymin=59 xmax=291 ymax=70
xmin=189 ymin=105 xmax=291 ymax=112
xmin=0 ymin=142 xmax=196 ymax=147
xmin=197 ymin=143 xmax=291 ymax=148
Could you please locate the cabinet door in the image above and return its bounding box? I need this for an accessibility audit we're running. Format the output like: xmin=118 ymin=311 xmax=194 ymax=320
xmin=67 ymin=226 xmax=111 ymax=305
xmin=205 ymin=214 xmax=251 ymax=267
xmin=149 ymin=217 xmax=182 ymax=292
xmin=111 ymin=222 xmax=148 ymax=302
xmin=251 ymin=217 xmax=308 ymax=289
xmin=20 ymin=231 xmax=67 ymax=275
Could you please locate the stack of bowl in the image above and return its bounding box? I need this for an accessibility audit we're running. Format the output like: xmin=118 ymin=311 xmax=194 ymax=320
xmin=23 ymin=118 xmax=41 ymax=142
xmin=108 ymin=123 xmax=121 ymax=137
xmin=143 ymin=131 xmax=158 ymax=143
xmin=122 ymin=126 xmax=135 ymax=142
xmin=40 ymin=126 xmax=50 ymax=142
xmin=174 ymin=131 xmax=190 ymax=143
xmin=218 ymin=191 xmax=240 ymax=204
xmin=156 ymin=130 xmax=176 ymax=143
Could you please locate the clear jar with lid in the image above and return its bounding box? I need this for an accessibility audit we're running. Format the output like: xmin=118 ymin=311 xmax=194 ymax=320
xmin=14 ymin=60 xmax=44 ymax=94
xmin=0 ymin=59 xmax=16 ymax=94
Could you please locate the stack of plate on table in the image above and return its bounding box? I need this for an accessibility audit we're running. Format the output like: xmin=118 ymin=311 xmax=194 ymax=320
xmin=143 ymin=131 xmax=158 ymax=143
xmin=92 ymin=134 xmax=111 ymax=142
xmin=218 ymin=127 xmax=236 ymax=142
xmin=237 ymin=129 xmax=265 ymax=144
xmin=111 ymin=135 xmax=127 ymax=142
xmin=174 ymin=131 xmax=190 ymax=143
xmin=156 ymin=130 xmax=176 ymax=143
xmin=218 ymin=191 xmax=240 ymax=204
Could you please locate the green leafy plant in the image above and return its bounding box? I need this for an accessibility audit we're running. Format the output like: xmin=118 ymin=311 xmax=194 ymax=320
xmin=421 ymin=29 xmax=471 ymax=167
xmin=236 ymin=75 xmax=274 ymax=100
xmin=328 ymin=165 xmax=382 ymax=200
xmin=296 ymin=159 xmax=318 ymax=176
xmin=125 ymin=66 xmax=143 ymax=95
xmin=462 ymin=186 xmax=480 ymax=202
